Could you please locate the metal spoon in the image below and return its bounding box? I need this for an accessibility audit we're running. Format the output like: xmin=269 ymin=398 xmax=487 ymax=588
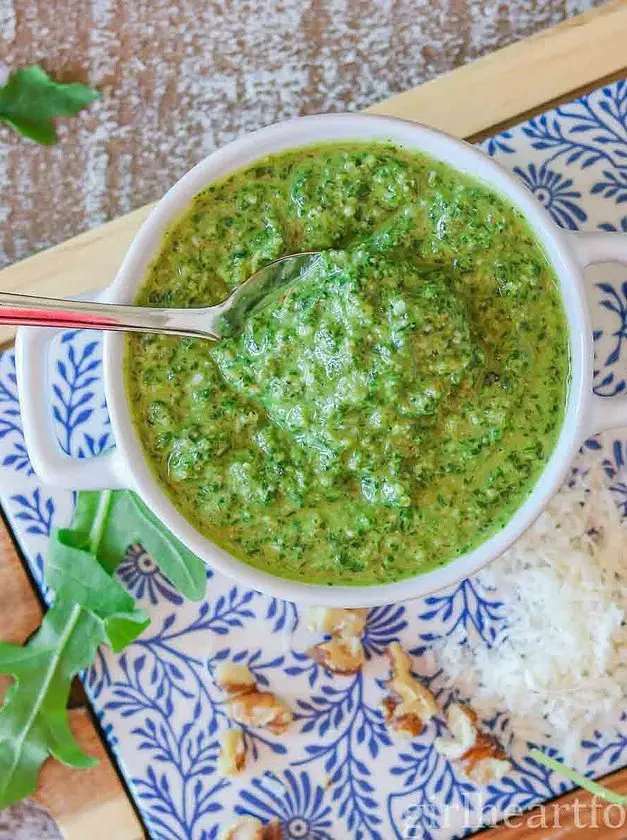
xmin=0 ymin=251 xmax=322 ymax=340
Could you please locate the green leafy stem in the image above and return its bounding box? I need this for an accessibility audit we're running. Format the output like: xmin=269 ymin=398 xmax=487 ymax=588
xmin=530 ymin=749 xmax=627 ymax=807
xmin=0 ymin=490 xmax=206 ymax=807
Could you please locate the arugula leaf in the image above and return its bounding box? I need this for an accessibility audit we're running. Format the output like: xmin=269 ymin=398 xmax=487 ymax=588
xmin=67 ymin=491 xmax=113 ymax=553
xmin=0 ymin=488 xmax=206 ymax=807
xmin=50 ymin=490 xmax=207 ymax=600
xmin=0 ymin=592 xmax=140 ymax=806
xmin=92 ymin=491 xmax=207 ymax=600
xmin=47 ymin=535 xmax=150 ymax=651
xmin=48 ymin=530 xmax=137 ymax=617
xmin=0 ymin=66 xmax=99 ymax=144
xmin=530 ymin=749 xmax=627 ymax=806
xmin=103 ymin=610 xmax=151 ymax=653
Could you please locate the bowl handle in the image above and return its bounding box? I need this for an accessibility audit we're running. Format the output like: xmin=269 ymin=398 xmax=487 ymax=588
xmin=15 ymin=318 xmax=127 ymax=490
xmin=571 ymin=230 xmax=627 ymax=435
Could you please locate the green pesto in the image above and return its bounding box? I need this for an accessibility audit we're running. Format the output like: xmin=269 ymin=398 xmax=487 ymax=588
xmin=125 ymin=143 xmax=569 ymax=586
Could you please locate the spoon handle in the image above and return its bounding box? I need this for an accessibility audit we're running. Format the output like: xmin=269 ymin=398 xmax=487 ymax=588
xmin=0 ymin=292 xmax=216 ymax=338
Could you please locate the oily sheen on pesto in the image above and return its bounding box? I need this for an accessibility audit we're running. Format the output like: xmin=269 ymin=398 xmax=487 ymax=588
xmin=125 ymin=143 xmax=569 ymax=586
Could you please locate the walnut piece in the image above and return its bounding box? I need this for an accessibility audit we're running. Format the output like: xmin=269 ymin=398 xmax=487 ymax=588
xmin=381 ymin=695 xmax=423 ymax=737
xmin=435 ymin=703 xmax=511 ymax=785
xmin=218 ymin=727 xmax=246 ymax=777
xmin=307 ymin=636 xmax=366 ymax=675
xmin=464 ymin=727 xmax=511 ymax=784
xmin=220 ymin=815 xmax=263 ymax=840
xmin=467 ymin=756 xmax=512 ymax=786
xmin=262 ymin=820 xmax=282 ymax=840
xmin=306 ymin=607 xmax=368 ymax=638
xmin=382 ymin=642 xmax=439 ymax=737
xmin=216 ymin=660 xmax=292 ymax=737
xmin=434 ymin=702 xmax=477 ymax=759
xmin=215 ymin=662 xmax=257 ymax=697
xmin=229 ymin=690 xmax=293 ymax=734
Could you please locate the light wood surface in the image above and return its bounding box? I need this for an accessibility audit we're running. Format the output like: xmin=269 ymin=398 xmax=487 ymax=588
xmin=35 ymin=711 xmax=144 ymax=840
xmin=0 ymin=520 xmax=144 ymax=839
xmin=1 ymin=3 xmax=626 ymax=346
xmin=0 ymin=203 xmax=153 ymax=345
xmin=0 ymin=0 xmax=605 ymax=274
xmin=0 ymin=527 xmax=42 ymax=644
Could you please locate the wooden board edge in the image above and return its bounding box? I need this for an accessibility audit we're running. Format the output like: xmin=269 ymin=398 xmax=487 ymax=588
xmin=368 ymin=0 xmax=627 ymax=136
xmin=0 ymin=201 xmax=153 ymax=340
xmin=480 ymin=764 xmax=627 ymax=837
xmin=34 ymin=708 xmax=145 ymax=840
xmin=0 ymin=510 xmax=44 ymax=643
xmin=1 ymin=2 xmax=626 ymax=349
xmin=0 ymin=512 xmax=145 ymax=838
xmin=466 ymin=64 xmax=627 ymax=145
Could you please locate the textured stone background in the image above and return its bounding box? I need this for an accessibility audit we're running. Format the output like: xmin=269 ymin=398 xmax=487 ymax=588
xmin=0 ymin=0 xmax=602 ymax=273
xmin=0 ymin=0 xmax=604 ymax=837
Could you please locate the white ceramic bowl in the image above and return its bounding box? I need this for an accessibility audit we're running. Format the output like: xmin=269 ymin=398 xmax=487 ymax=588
xmin=15 ymin=113 xmax=627 ymax=607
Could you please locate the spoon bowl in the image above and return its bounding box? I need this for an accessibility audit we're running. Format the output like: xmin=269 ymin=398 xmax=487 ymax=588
xmin=0 ymin=251 xmax=323 ymax=340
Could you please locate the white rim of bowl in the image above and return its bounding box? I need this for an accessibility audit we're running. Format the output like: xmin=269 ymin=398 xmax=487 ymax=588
xmin=102 ymin=113 xmax=590 ymax=607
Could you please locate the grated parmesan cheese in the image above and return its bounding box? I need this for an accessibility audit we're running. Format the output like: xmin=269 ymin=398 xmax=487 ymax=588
xmin=437 ymin=457 xmax=627 ymax=762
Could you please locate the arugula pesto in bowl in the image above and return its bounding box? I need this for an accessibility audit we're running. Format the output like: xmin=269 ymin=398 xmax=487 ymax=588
xmin=125 ymin=143 xmax=569 ymax=586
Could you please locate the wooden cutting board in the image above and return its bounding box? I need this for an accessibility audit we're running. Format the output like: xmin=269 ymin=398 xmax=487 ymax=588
xmin=1 ymin=3 xmax=626 ymax=837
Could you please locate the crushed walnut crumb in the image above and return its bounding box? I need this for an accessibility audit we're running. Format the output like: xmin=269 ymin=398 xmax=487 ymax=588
xmin=229 ymin=690 xmax=293 ymax=735
xmin=262 ymin=820 xmax=282 ymax=840
xmin=435 ymin=702 xmax=511 ymax=784
xmin=306 ymin=607 xmax=368 ymax=674
xmin=220 ymin=815 xmax=263 ymax=840
xmin=220 ymin=816 xmax=282 ymax=840
xmin=215 ymin=660 xmax=293 ymax=775
xmin=306 ymin=607 xmax=368 ymax=638
xmin=215 ymin=662 xmax=257 ymax=697
xmin=382 ymin=642 xmax=439 ymax=738
xmin=307 ymin=636 xmax=366 ymax=675
xmin=218 ymin=727 xmax=246 ymax=777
